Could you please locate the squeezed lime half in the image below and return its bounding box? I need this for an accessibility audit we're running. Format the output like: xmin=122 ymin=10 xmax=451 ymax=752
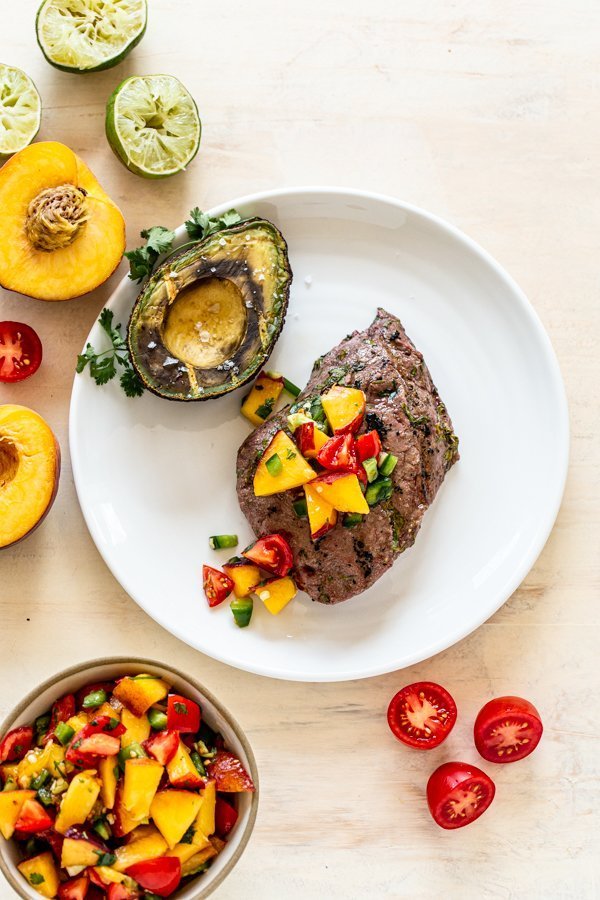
xmin=0 ymin=65 xmax=41 ymax=159
xmin=36 ymin=0 xmax=147 ymax=73
xmin=106 ymin=74 xmax=201 ymax=179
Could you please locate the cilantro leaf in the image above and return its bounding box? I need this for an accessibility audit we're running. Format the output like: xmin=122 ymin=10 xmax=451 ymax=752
xmin=185 ymin=207 xmax=243 ymax=241
xmin=29 ymin=874 xmax=45 ymax=885
xmin=120 ymin=367 xmax=145 ymax=398
xmin=125 ymin=225 xmax=175 ymax=283
xmin=75 ymin=308 xmax=144 ymax=398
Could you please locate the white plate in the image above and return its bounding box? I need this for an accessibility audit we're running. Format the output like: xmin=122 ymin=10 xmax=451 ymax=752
xmin=70 ymin=188 xmax=569 ymax=682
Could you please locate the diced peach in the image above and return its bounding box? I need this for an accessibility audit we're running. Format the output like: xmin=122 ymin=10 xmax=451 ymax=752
xmin=241 ymin=372 xmax=284 ymax=427
xmin=180 ymin=843 xmax=218 ymax=877
xmin=222 ymin=559 xmax=262 ymax=598
xmin=0 ymin=405 xmax=60 ymax=550
xmin=256 ymin=576 xmax=297 ymax=615
xmin=93 ymin=866 xmax=126 ymax=885
xmin=16 ymin=742 xmax=65 ymax=788
xmin=60 ymin=835 xmax=105 ymax=868
xmin=112 ymin=675 xmax=170 ymax=717
xmin=120 ymin=707 xmax=151 ymax=748
xmin=195 ymin=779 xmax=216 ymax=839
xmin=99 ymin=756 xmax=118 ymax=810
xmin=150 ymin=789 xmax=203 ymax=848
xmin=304 ymin=483 xmax=338 ymax=539
xmin=123 ymin=758 xmax=163 ymax=820
xmin=167 ymin=841 xmax=209 ymax=865
xmin=113 ymin=782 xmax=142 ymax=838
xmin=321 ymin=386 xmax=366 ymax=434
xmin=18 ymin=851 xmax=59 ymax=898
xmin=166 ymin=740 xmax=204 ymax=789
xmin=113 ymin=831 xmax=168 ymax=872
xmin=305 ymin=425 xmax=329 ymax=459
xmin=0 ymin=789 xmax=36 ymax=839
xmin=312 ymin=473 xmax=369 ymax=514
xmin=55 ymin=770 xmax=101 ymax=834
xmin=254 ymin=430 xmax=316 ymax=497
xmin=65 ymin=713 xmax=89 ymax=734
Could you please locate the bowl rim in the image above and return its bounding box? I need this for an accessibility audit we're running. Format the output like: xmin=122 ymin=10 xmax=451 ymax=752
xmin=0 ymin=655 xmax=259 ymax=900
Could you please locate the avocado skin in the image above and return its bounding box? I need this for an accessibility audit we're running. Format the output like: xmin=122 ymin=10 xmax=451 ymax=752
xmin=127 ymin=217 xmax=292 ymax=401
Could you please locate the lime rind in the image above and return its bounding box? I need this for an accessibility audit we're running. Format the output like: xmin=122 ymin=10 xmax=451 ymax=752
xmin=36 ymin=0 xmax=147 ymax=73
xmin=0 ymin=64 xmax=42 ymax=159
xmin=106 ymin=74 xmax=201 ymax=179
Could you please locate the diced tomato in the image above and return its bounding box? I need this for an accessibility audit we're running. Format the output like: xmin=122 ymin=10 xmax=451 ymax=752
xmin=107 ymin=883 xmax=140 ymax=900
xmin=242 ymin=533 xmax=294 ymax=577
xmin=207 ymin=751 xmax=255 ymax=793
xmin=66 ymin=716 xmax=125 ymax=766
xmin=43 ymin=693 xmax=76 ymax=744
xmin=144 ymin=730 xmax=180 ymax=765
xmin=76 ymin=732 xmax=121 ymax=757
xmin=0 ymin=726 xmax=33 ymax=762
xmin=474 ymin=696 xmax=543 ymax=763
xmin=126 ymin=857 xmax=181 ymax=897
xmin=316 ymin=433 xmax=360 ymax=473
xmin=166 ymin=695 xmax=201 ymax=734
xmin=86 ymin=868 xmax=106 ymax=889
xmin=0 ymin=321 xmax=43 ymax=383
xmin=215 ymin=796 xmax=238 ymax=837
xmin=14 ymin=798 xmax=54 ymax=833
xmin=203 ymin=565 xmax=234 ymax=608
xmin=426 ymin=762 xmax=495 ymax=829
xmin=387 ymin=682 xmax=457 ymax=750
xmin=75 ymin=681 xmax=115 ymax=709
xmin=294 ymin=421 xmax=316 ymax=456
xmin=356 ymin=430 xmax=382 ymax=462
xmin=58 ymin=874 xmax=90 ymax=900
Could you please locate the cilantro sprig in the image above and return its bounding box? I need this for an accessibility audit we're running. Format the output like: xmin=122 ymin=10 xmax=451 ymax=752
xmin=76 ymin=309 xmax=144 ymax=398
xmin=124 ymin=207 xmax=243 ymax=283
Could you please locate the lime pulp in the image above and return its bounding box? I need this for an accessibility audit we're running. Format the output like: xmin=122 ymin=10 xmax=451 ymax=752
xmin=0 ymin=65 xmax=41 ymax=159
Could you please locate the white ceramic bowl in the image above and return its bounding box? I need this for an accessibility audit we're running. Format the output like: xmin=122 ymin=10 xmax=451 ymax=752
xmin=0 ymin=657 xmax=259 ymax=899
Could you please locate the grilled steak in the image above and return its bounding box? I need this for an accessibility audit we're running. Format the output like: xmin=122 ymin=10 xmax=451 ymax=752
xmin=236 ymin=308 xmax=459 ymax=604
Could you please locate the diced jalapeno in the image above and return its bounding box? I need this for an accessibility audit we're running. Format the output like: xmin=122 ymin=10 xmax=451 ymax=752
xmin=118 ymin=742 xmax=147 ymax=770
xmin=55 ymin=723 xmax=75 ymax=746
xmin=82 ymin=689 xmax=107 ymax=709
xmin=378 ymin=452 xmax=398 ymax=476
xmin=265 ymin=453 xmax=282 ymax=477
xmin=147 ymin=708 xmax=168 ymax=731
xmin=362 ymin=457 xmax=378 ymax=483
xmin=93 ymin=818 xmax=112 ymax=841
xmin=365 ymin=476 xmax=393 ymax=507
xmin=209 ymin=534 xmax=239 ymax=550
xmin=34 ymin=713 xmax=51 ymax=740
xmin=282 ymin=376 xmax=301 ymax=397
xmin=190 ymin=750 xmax=206 ymax=777
xmin=230 ymin=596 xmax=253 ymax=628
xmin=37 ymin=786 xmax=54 ymax=806
xmin=31 ymin=769 xmax=49 ymax=791
xmin=292 ymin=497 xmax=308 ymax=518
xmin=343 ymin=513 xmax=363 ymax=528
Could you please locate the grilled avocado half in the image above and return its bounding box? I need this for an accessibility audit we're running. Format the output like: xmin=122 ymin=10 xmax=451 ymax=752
xmin=128 ymin=217 xmax=292 ymax=400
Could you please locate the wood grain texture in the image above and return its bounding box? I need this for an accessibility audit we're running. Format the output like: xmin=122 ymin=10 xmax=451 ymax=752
xmin=1 ymin=1 xmax=599 ymax=897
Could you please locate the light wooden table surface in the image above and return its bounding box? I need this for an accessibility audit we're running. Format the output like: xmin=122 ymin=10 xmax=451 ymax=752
xmin=1 ymin=2 xmax=599 ymax=897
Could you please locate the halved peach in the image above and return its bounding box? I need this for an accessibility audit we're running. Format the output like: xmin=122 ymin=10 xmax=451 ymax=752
xmin=0 ymin=404 xmax=60 ymax=549
xmin=321 ymin=386 xmax=366 ymax=433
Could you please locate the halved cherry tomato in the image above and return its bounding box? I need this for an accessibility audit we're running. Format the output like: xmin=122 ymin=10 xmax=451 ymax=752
xmin=166 ymin=695 xmax=201 ymax=734
xmin=242 ymin=533 xmax=294 ymax=576
xmin=0 ymin=321 xmax=43 ymax=383
xmin=144 ymin=729 xmax=180 ymax=765
xmin=215 ymin=796 xmax=238 ymax=838
xmin=316 ymin=433 xmax=359 ymax=473
xmin=14 ymin=798 xmax=54 ymax=833
xmin=387 ymin=682 xmax=457 ymax=749
xmin=58 ymin=874 xmax=90 ymax=900
xmin=76 ymin=732 xmax=121 ymax=757
xmin=474 ymin=696 xmax=543 ymax=763
xmin=43 ymin=693 xmax=76 ymax=744
xmin=207 ymin=751 xmax=255 ymax=792
xmin=427 ymin=762 xmax=495 ymax=829
xmin=126 ymin=856 xmax=181 ymax=897
xmin=203 ymin=565 xmax=234 ymax=608
xmin=0 ymin=726 xmax=33 ymax=762
xmin=356 ymin=430 xmax=382 ymax=462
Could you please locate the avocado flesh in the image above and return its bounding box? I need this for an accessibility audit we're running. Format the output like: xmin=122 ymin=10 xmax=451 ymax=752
xmin=128 ymin=217 xmax=292 ymax=400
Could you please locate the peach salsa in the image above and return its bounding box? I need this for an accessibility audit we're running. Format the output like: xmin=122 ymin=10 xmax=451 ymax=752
xmin=0 ymin=674 xmax=254 ymax=898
